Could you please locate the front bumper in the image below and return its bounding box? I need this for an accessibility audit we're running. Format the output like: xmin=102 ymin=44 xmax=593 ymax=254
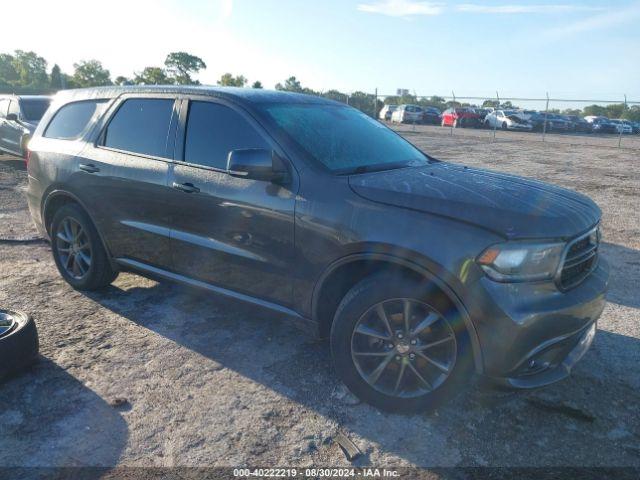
xmin=465 ymin=258 xmax=608 ymax=389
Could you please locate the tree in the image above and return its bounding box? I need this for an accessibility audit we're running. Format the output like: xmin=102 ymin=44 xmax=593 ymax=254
xmin=50 ymin=64 xmax=63 ymax=89
xmin=217 ymin=73 xmax=247 ymax=87
xmin=323 ymin=89 xmax=349 ymax=103
xmin=12 ymin=50 xmax=48 ymax=88
xmin=0 ymin=53 xmax=19 ymax=86
xmin=73 ymin=60 xmax=112 ymax=87
xmin=251 ymin=81 xmax=263 ymax=89
xmin=164 ymin=52 xmax=206 ymax=85
xmin=134 ymin=67 xmax=173 ymax=85
xmin=275 ymin=76 xmax=302 ymax=92
xmin=114 ymin=76 xmax=134 ymax=86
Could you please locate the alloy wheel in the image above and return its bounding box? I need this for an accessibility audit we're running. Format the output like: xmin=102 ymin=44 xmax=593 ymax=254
xmin=55 ymin=217 xmax=92 ymax=280
xmin=350 ymin=298 xmax=457 ymax=398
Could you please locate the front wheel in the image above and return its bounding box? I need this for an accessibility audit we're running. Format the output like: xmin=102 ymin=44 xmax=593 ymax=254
xmin=330 ymin=273 xmax=472 ymax=413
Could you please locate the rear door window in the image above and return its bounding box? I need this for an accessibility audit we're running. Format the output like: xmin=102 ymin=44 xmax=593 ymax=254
xmin=103 ymin=98 xmax=174 ymax=158
xmin=183 ymin=101 xmax=268 ymax=169
xmin=44 ymin=100 xmax=108 ymax=140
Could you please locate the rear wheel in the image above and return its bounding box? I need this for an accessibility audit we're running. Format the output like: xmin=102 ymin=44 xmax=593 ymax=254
xmin=51 ymin=204 xmax=118 ymax=291
xmin=330 ymin=273 xmax=472 ymax=412
xmin=502 ymin=121 xmax=508 ymax=130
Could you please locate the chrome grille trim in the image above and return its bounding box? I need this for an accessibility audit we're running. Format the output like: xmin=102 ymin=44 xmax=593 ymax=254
xmin=556 ymin=225 xmax=600 ymax=291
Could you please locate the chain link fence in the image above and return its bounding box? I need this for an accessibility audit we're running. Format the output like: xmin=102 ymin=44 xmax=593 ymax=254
xmin=331 ymin=90 xmax=640 ymax=150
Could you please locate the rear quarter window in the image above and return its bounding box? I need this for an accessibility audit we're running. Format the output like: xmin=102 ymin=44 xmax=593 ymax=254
xmin=44 ymin=100 xmax=107 ymax=140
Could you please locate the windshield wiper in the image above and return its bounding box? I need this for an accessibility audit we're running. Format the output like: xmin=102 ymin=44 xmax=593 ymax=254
xmin=347 ymin=161 xmax=412 ymax=175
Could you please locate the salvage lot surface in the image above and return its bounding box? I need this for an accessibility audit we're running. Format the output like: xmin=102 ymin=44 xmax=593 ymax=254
xmin=1 ymin=127 xmax=639 ymax=469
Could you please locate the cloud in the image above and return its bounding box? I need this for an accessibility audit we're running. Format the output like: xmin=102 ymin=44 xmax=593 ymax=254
xmin=456 ymin=4 xmax=604 ymax=14
xmin=544 ymin=2 xmax=640 ymax=37
xmin=357 ymin=0 xmax=445 ymax=17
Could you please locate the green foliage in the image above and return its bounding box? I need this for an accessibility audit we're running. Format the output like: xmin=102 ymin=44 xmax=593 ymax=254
xmin=275 ymin=76 xmax=303 ymax=92
xmin=50 ymin=64 xmax=63 ymax=89
xmin=114 ymin=76 xmax=134 ymax=86
xmin=218 ymin=73 xmax=247 ymax=87
xmin=0 ymin=54 xmax=19 ymax=86
xmin=73 ymin=60 xmax=112 ymax=87
xmin=134 ymin=67 xmax=173 ymax=85
xmin=583 ymin=103 xmax=638 ymax=121
xmin=165 ymin=52 xmax=206 ymax=85
xmin=3 ymin=50 xmax=49 ymax=88
xmin=322 ymin=89 xmax=349 ymax=103
xmin=251 ymin=81 xmax=263 ymax=89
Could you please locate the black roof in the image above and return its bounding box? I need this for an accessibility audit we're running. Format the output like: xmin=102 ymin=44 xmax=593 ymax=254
xmin=53 ymin=85 xmax=340 ymax=107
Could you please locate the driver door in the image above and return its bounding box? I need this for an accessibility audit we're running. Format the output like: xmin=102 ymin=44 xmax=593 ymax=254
xmin=167 ymin=98 xmax=297 ymax=307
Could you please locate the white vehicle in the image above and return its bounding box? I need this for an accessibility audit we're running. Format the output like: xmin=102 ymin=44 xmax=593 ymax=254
xmin=391 ymin=104 xmax=423 ymax=124
xmin=378 ymin=104 xmax=398 ymax=121
xmin=484 ymin=110 xmax=533 ymax=131
xmin=610 ymin=119 xmax=633 ymax=134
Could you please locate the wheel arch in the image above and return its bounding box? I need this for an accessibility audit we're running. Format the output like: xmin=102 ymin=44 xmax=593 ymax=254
xmin=311 ymin=252 xmax=484 ymax=374
xmin=42 ymin=189 xmax=118 ymax=271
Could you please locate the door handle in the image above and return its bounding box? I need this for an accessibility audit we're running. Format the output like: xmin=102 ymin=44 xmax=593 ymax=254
xmin=172 ymin=182 xmax=200 ymax=193
xmin=79 ymin=163 xmax=100 ymax=173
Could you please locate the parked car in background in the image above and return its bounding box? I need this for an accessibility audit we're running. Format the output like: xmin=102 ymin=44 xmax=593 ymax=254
xmin=543 ymin=114 xmax=572 ymax=132
xmin=27 ymin=86 xmax=608 ymax=412
xmin=474 ymin=108 xmax=491 ymax=125
xmin=379 ymin=104 xmax=398 ymax=121
xmin=484 ymin=110 xmax=532 ymax=131
xmin=585 ymin=116 xmax=618 ymax=134
xmin=564 ymin=115 xmax=593 ymax=133
xmin=391 ymin=104 xmax=423 ymax=124
xmin=609 ymin=119 xmax=633 ymax=134
xmin=441 ymin=107 xmax=481 ymax=128
xmin=0 ymin=95 xmax=52 ymax=157
xmin=630 ymin=121 xmax=640 ymax=134
xmin=421 ymin=106 xmax=441 ymax=125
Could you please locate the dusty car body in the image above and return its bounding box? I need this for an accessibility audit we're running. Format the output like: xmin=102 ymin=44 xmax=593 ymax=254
xmin=26 ymin=86 xmax=608 ymax=411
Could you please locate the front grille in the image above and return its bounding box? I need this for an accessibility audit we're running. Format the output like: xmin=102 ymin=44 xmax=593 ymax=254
xmin=558 ymin=227 xmax=599 ymax=290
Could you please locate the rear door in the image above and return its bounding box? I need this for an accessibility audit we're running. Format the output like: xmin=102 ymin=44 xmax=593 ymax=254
xmin=72 ymin=95 xmax=179 ymax=270
xmin=166 ymin=97 xmax=297 ymax=307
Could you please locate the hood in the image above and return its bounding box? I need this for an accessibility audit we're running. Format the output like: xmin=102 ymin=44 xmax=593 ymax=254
xmin=349 ymin=163 xmax=600 ymax=240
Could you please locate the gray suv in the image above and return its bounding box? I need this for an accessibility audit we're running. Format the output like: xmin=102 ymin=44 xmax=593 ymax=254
xmin=27 ymin=86 xmax=608 ymax=412
xmin=0 ymin=95 xmax=51 ymax=157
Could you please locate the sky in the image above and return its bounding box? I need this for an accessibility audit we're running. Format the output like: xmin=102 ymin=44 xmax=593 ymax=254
xmin=2 ymin=0 xmax=639 ymax=103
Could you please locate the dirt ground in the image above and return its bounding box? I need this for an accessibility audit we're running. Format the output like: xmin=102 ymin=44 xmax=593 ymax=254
xmin=1 ymin=127 xmax=639 ymax=472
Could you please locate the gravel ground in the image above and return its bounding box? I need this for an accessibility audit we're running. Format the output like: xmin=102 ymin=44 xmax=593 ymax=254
xmin=0 ymin=127 xmax=639 ymax=471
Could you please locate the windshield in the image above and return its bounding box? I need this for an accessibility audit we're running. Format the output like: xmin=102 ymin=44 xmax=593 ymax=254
xmin=20 ymin=99 xmax=51 ymax=121
xmin=260 ymin=103 xmax=429 ymax=174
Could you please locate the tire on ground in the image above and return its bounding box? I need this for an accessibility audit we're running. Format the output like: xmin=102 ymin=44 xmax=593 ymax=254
xmin=0 ymin=309 xmax=39 ymax=380
xmin=330 ymin=271 xmax=473 ymax=413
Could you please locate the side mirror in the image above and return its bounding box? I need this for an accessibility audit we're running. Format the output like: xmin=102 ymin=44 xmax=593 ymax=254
xmin=6 ymin=113 xmax=18 ymax=122
xmin=227 ymin=148 xmax=288 ymax=183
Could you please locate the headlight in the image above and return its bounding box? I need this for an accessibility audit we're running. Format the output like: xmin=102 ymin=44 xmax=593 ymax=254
xmin=477 ymin=241 xmax=565 ymax=282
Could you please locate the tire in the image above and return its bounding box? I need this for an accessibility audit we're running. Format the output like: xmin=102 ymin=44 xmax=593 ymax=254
xmin=502 ymin=122 xmax=508 ymax=130
xmin=0 ymin=309 xmax=39 ymax=380
xmin=51 ymin=204 xmax=118 ymax=291
xmin=330 ymin=272 xmax=473 ymax=413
